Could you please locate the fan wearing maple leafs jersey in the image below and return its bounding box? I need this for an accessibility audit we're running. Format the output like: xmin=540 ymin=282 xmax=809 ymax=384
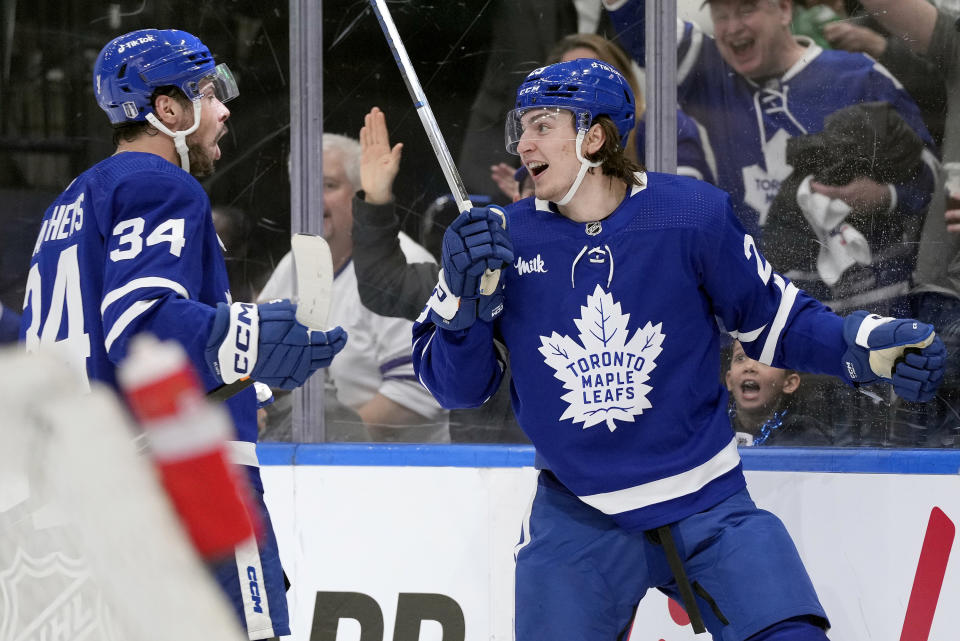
xmin=413 ymin=60 xmax=945 ymax=641
xmin=605 ymin=0 xmax=937 ymax=234
xmin=604 ymin=0 xmax=937 ymax=317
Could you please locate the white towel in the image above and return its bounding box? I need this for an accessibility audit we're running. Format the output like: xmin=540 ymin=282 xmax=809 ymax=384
xmin=795 ymin=175 xmax=872 ymax=286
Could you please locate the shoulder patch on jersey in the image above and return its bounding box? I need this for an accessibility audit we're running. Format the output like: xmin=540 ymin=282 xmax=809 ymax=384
xmin=538 ymin=284 xmax=665 ymax=431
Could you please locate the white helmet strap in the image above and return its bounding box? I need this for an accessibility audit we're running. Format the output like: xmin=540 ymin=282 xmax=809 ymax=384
xmin=145 ymin=99 xmax=202 ymax=174
xmin=557 ymin=129 xmax=602 ymax=206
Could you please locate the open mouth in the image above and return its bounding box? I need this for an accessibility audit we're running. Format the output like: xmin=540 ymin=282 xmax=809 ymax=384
xmin=526 ymin=161 xmax=548 ymax=178
xmin=739 ymin=379 xmax=761 ymax=401
xmin=214 ymin=128 xmax=227 ymax=160
xmin=729 ymin=38 xmax=753 ymax=56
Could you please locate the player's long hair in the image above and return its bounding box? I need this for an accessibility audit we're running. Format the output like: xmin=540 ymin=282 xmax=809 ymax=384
xmin=586 ymin=116 xmax=645 ymax=187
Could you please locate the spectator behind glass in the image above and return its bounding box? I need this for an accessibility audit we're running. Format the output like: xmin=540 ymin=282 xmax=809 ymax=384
xmin=858 ymin=0 xmax=960 ymax=447
xmin=603 ymin=0 xmax=936 ymax=253
xmin=350 ymin=106 xmax=530 ymax=444
xmin=726 ymin=340 xmax=833 ymax=445
xmin=794 ymin=0 xmax=947 ymax=148
xmin=257 ymin=132 xmax=450 ymax=443
xmin=352 ymin=106 xmax=533 ymax=321
xmin=549 ymin=33 xmax=717 ymax=185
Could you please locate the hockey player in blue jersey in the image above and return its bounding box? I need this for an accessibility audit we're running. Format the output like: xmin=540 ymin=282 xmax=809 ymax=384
xmin=19 ymin=29 xmax=347 ymax=639
xmin=412 ymin=59 xmax=945 ymax=640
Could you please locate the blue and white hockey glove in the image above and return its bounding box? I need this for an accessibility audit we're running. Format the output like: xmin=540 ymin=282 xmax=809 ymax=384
xmin=205 ymin=301 xmax=347 ymax=390
xmin=441 ymin=206 xmax=513 ymax=298
xmin=427 ymin=206 xmax=512 ymax=331
xmin=424 ymin=268 xmax=506 ymax=331
xmin=842 ymin=310 xmax=946 ymax=402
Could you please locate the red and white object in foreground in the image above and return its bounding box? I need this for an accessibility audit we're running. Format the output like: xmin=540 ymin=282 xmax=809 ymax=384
xmin=118 ymin=334 xmax=261 ymax=559
xmin=0 ymin=346 xmax=246 ymax=641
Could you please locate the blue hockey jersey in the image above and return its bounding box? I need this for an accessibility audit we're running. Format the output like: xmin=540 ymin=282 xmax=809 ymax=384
xmin=20 ymin=152 xmax=259 ymax=472
xmin=413 ymin=172 xmax=848 ymax=531
xmin=608 ymin=1 xmax=937 ymax=237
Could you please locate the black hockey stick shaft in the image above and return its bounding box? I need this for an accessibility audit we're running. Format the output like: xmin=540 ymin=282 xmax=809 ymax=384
xmin=206 ymin=376 xmax=253 ymax=403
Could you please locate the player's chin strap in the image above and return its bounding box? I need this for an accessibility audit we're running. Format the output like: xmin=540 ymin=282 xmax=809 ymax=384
xmin=556 ymin=129 xmax=602 ymax=206
xmin=145 ymin=99 xmax=202 ymax=174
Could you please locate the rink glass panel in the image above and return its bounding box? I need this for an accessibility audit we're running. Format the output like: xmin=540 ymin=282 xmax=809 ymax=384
xmin=1 ymin=1 xmax=955 ymax=447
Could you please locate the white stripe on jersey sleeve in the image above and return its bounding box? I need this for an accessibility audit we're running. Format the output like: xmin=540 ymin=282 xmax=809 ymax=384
xmin=578 ymin=437 xmax=740 ymax=515
xmin=101 ymin=277 xmax=190 ymax=315
xmin=414 ymin=328 xmax=437 ymax=390
xmin=104 ymin=299 xmax=158 ymax=352
xmin=759 ymin=275 xmax=799 ymax=366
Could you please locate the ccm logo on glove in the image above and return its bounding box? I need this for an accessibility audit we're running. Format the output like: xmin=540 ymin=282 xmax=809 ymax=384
xmin=212 ymin=302 xmax=261 ymax=383
xmin=232 ymin=303 xmax=256 ymax=374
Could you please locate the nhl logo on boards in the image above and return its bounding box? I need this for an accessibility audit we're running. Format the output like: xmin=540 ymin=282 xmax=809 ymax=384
xmin=585 ymin=221 xmax=602 ymax=236
xmin=0 ymin=548 xmax=118 ymax=640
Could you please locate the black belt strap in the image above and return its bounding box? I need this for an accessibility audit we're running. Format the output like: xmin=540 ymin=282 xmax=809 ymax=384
xmin=655 ymin=524 xmax=706 ymax=634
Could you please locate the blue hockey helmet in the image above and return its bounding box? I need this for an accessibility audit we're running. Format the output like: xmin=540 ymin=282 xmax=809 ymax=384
xmin=505 ymin=58 xmax=635 ymax=155
xmin=93 ymin=28 xmax=238 ymax=124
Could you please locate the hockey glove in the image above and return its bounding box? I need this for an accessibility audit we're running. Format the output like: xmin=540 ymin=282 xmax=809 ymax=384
xmin=441 ymin=206 xmax=513 ymax=298
xmin=205 ymin=301 xmax=347 ymax=390
xmin=841 ymin=310 xmax=946 ymax=402
xmin=424 ymin=268 xmax=506 ymax=331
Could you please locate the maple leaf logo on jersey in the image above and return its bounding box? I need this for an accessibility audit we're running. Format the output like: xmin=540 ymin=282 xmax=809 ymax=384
xmin=538 ymin=285 xmax=665 ymax=431
xmin=742 ymin=128 xmax=792 ymax=227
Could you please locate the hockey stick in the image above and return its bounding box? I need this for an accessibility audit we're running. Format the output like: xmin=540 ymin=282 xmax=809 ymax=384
xmin=207 ymin=233 xmax=334 ymax=403
xmin=368 ymin=0 xmax=503 ymax=295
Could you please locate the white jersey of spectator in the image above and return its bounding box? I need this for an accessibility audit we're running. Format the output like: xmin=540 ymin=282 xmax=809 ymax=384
xmin=258 ymin=233 xmax=449 ymax=442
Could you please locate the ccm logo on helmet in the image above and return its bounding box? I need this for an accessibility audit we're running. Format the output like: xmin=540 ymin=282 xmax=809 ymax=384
xmin=116 ymin=35 xmax=156 ymax=54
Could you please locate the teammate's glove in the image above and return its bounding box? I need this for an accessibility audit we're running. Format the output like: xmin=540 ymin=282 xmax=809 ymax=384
xmin=205 ymin=301 xmax=347 ymax=390
xmin=441 ymin=206 xmax=513 ymax=298
xmin=841 ymin=310 xmax=946 ymax=402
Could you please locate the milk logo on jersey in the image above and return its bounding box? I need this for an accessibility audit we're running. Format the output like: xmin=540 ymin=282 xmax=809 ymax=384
xmin=741 ymin=128 xmax=792 ymax=226
xmin=515 ymin=253 xmax=548 ymax=275
xmin=539 ymin=284 xmax=665 ymax=431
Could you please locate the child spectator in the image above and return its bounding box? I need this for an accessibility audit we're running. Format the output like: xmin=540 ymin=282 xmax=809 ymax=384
xmin=726 ymin=340 xmax=833 ymax=445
